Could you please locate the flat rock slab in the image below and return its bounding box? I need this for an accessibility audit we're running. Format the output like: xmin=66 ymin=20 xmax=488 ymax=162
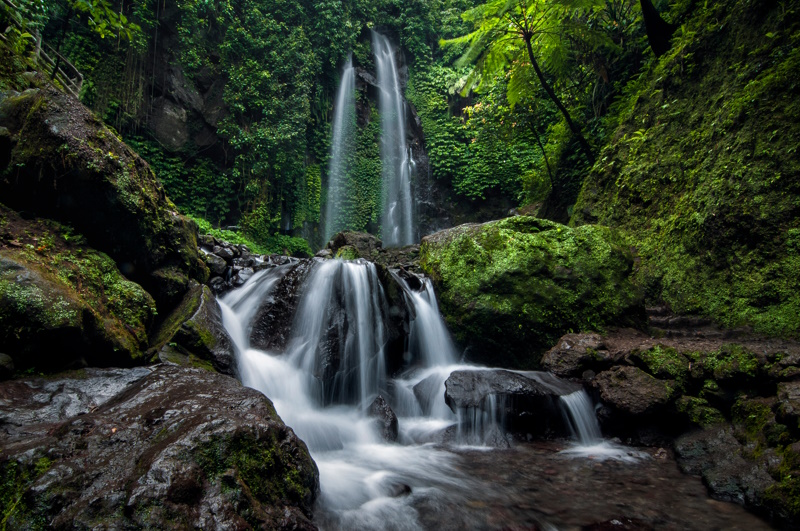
xmin=0 ymin=365 xmax=318 ymax=530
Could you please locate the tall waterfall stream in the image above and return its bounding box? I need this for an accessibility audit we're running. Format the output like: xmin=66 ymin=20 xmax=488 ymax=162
xmin=217 ymin=259 xmax=768 ymax=530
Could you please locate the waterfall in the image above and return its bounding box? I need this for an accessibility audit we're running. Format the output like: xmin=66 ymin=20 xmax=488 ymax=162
xmin=287 ymin=259 xmax=388 ymax=406
xmin=324 ymin=58 xmax=356 ymax=243
xmin=559 ymin=389 xmax=603 ymax=446
xmin=218 ymin=258 xmax=629 ymax=527
xmin=373 ymin=32 xmax=415 ymax=247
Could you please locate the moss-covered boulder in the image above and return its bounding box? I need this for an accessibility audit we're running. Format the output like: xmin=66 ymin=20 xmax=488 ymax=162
xmin=572 ymin=0 xmax=800 ymax=337
xmin=419 ymin=216 xmax=645 ymax=367
xmin=150 ymin=282 xmax=236 ymax=375
xmin=0 ymin=205 xmax=155 ymax=371
xmin=0 ymin=87 xmax=208 ymax=311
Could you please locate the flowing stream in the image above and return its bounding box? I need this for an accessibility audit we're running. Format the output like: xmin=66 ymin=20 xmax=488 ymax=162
xmin=215 ymin=258 xmax=760 ymax=529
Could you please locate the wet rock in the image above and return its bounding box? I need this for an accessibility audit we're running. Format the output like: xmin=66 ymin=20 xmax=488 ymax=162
xmin=777 ymin=381 xmax=800 ymax=425
xmin=0 ymin=353 xmax=13 ymax=380
xmin=541 ymin=333 xmax=612 ymax=377
xmin=205 ymin=252 xmax=228 ymax=276
xmin=150 ymin=283 xmax=236 ymax=375
xmin=315 ymin=248 xmax=333 ymax=259
xmin=0 ymin=365 xmax=318 ymax=530
xmin=367 ymin=395 xmax=399 ymax=442
xmin=326 ymin=231 xmax=382 ymax=259
xmin=208 ymin=276 xmax=228 ymax=294
xmin=445 ymin=369 xmax=581 ymax=437
xmin=675 ymin=426 xmax=774 ymax=507
xmin=413 ymin=374 xmax=442 ymax=416
xmin=445 ymin=369 xmax=580 ymax=409
xmin=213 ymin=245 xmax=235 ymax=262
xmin=250 ymin=260 xmax=315 ymax=351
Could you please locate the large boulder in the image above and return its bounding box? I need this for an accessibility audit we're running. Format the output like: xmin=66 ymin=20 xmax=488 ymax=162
xmin=444 ymin=369 xmax=581 ymax=437
xmin=0 ymin=88 xmax=208 ymax=311
xmin=0 ymin=206 xmax=156 ymax=371
xmin=420 ymin=216 xmax=645 ymax=367
xmin=0 ymin=365 xmax=319 ymax=530
xmin=150 ymin=282 xmax=236 ymax=375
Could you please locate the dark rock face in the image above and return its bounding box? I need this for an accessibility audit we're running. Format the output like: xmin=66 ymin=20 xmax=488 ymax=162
xmin=0 ymin=365 xmax=319 ymax=530
xmin=592 ymin=366 xmax=673 ymax=416
xmin=0 ymin=353 xmax=13 ymax=380
xmin=0 ymin=88 xmax=208 ymax=311
xmin=250 ymin=260 xmax=316 ymax=351
xmin=445 ymin=369 xmax=580 ymax=409
xmin=444 ymin=369 xmax=581 ymax=437
xmin=150 ymin=283 xmax=236 ymax=375
xmin=675 ymin=426 xmax=775 ymax=507
xmin=367 ymin=395 xmax=399 ymax=442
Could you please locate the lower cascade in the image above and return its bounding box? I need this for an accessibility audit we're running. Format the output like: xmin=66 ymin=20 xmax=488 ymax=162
xmin=219 ymin=258 xmax=636 ymax=528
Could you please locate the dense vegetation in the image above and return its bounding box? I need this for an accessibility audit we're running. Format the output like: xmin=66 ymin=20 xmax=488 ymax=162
xmin=3 ymin=0 xmax=651 ymax=247
xmin=3 ymin=0 xmax=797 ymax=333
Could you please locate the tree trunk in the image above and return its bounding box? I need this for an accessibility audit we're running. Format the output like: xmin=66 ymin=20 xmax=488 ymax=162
xmin=51 ymin=7 xmax=73 ymax=81
xmin=640 ymin=0 xmax=677 ymax=57
xmin=524 ymin=35 xmax=595 ymax=165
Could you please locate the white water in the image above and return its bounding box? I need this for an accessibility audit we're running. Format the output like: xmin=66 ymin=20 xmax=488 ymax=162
xmin=220 ymin=260 xmax=468 ymax=527
xmin=558 ymin=389 xmax=649 ymax=462
xmin=324 ymin=58 xmax=357 ymax=243
xmin=373 ymin=32 xmax=415 ymax=247
xmin=219 ymin=259 xmax=643 ymax=527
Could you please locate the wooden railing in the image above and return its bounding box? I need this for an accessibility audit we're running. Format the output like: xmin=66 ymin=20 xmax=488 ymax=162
xmin=0 ymin=0 xmax=83 ymax=98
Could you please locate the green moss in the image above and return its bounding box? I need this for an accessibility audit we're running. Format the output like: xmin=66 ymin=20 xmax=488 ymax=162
xmin=732 ymin=397 xmax=790 ymax=456
xmin=676 ymin=396 xmax=725 ymax=427
xmin=334 ymin=245 xmax=360 ymax=261
xmin=572 ymin=0 xmax=800 ymax=338
xmin=420 ymin=216 xmax=644 ymax=367
xmin=763 ymin=447 xmax=800 ymax=521
xmin=193 ymin=430 xmax=315 ymax=523
xmin=687 ymin=344 xmax=761 ymax=381
xmin=0 ymin=456 xmax=52 ymax=530
xmin=630 ymin=345 xmax=691 ymax=384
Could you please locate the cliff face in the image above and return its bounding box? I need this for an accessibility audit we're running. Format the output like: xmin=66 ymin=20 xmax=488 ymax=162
xmin=572 ymin=0 xmax=800 ymax=336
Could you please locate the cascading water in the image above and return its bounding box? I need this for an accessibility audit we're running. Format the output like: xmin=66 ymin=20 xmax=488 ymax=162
xmin=324 ymin=58 xmax=356 ymax=243
xmin=373 ymin=32 xmax=415 ymax=247
xmin=220 ymin=259 xmax=471 ymax=527
xmin=558 ymin=389 xmax=648 ymax=461
xmin=218 ymin=258 xmax=643 ymax=527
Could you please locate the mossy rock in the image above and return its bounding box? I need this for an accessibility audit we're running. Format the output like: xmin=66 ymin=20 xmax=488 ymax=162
xmin=0 ymin=205 xmax=155 ymax=371
xmin=150 ymin=283 xmax=236 ymax=375
xmin=0 ymin=88 xmax=208 ymax=313
xmin=419 ymin=216 xmax=645 ymax=367
xmin=572 ymin=0 xmax=800 ymax=337
xmin=676 ymin=396 xmax=726 ymax=428
xmin=628 ymin=345 xmax=691 ymax=385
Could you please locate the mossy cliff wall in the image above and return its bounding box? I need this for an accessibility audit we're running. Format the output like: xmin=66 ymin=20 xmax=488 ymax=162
xmin=572 ymin=0 xmax=799 ymax=336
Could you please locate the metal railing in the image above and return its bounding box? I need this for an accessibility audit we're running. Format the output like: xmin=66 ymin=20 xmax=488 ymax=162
xmin=0 ymin=0 xmax=83 ymax=98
